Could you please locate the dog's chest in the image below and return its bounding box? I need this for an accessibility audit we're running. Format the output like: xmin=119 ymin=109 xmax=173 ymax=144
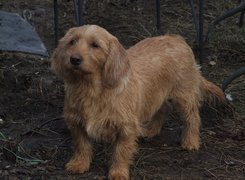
xmin=66 ymin=87 xmax=123 ymax=142
xmin=82 ymin=101 xmax=120 ymax=142
xmin=85 ymin=117 xmax=119 ymax=142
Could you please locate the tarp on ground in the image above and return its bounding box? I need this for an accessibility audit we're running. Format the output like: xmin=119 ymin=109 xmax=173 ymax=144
xmin=0 ymin=11 xmax=48 ymax=57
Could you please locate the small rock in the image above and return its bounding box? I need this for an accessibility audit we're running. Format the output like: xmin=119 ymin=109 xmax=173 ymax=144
xmin=5 ymin=165 xmax=11 ymax=169
xmin=209 ymin=61 xmax=216 ymax=66
xmin=208 ymin=130 xmax=216 ymax=136
xmin=225 ymin=93 xmax=233 ymax=102
xmin=0 ymin=118 xmax=3 ymax=124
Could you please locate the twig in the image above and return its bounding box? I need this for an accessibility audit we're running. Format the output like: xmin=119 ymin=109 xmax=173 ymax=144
xmin=38 ymin=117 xmax=63 ymax=128
xmin=3 ymin=147 xmax=46 ymax=165
xmin=138 ymin=22 xmax=152 ymax=36
xmin=10 ymin=62 xmax=22 ymax=68
xmin=22 ymin=117 xmax=63 ymax=136
xmin=0 ymin=131 xmax=7 ymax=140
xmin=204 ymin=168 xmax=218 ymax=178
xmin=229 ymin=156 xmax=245 ymax=165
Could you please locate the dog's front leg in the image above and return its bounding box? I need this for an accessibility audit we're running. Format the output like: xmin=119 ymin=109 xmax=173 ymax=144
xmin=66 ymin=125 xmax=92 ymax=174
xmin=108 ymin=132 xmax=138 ymax=180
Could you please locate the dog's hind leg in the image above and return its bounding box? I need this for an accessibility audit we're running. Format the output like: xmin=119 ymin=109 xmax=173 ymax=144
xmin=174 ymin=90 xmax=201 ymax=150
xmin=142 ymin=101 xmax=172 ymax=138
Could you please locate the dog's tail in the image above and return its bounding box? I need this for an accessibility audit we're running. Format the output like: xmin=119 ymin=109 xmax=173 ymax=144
xmin=201 ymin=77 xmax=226 ymax=103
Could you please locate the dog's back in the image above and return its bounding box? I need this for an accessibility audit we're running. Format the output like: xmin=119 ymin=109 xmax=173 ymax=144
xmin=127 ymin=34 xmax=224 ymax=124
xmin=127 ymin=34 xmax=200 ymax=91
xmin=127 ymin=34 xmax=202 ymax=118
xmin=129 ymin=34 xmax=195 ymax=67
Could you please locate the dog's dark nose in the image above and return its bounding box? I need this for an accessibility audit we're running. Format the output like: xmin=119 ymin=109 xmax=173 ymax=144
xmin=70 ymin=55 xmax=82 ymax=66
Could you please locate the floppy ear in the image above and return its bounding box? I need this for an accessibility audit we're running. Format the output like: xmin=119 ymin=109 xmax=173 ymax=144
xmin=50 ymin=47 xmax=61 ymax=75
xmin=103 ymin=37 xmax=129 ymax=88
xmin=50 ymin=30 xmax=71 ymax=77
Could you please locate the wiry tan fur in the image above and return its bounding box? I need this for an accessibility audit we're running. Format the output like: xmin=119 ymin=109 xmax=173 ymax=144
xmin=51 ymin=25 xmax=225 ymax=180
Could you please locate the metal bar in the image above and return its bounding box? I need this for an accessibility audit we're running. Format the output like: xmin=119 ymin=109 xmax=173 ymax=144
xmin=239 ymin=10 xmax=245 ymax=27
xmin=212 ymin=2 xmax=245 ymax=27
xmin=188 ymin=0 xmax=199 ymax=42
xmin=156 ymin=0 xmax=161 ymax=30
xmin=54 ymin=0 xmax=59 ymax=46
xmin=73 ymin=0 xmax=79 ymax=24
xmin=239 ymin=1 xmax=245 ymax=27
xmin=205 ymin=2 xmax=245 ymax=43
xmin=77 ymin=0 xmax=84 ymax=26
xmin=221 ymin=67 xmax=245 ymax=91
xmin=198 ymin=0 xmax=204 ymax=65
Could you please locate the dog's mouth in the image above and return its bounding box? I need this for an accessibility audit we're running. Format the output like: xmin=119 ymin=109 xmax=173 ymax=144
xmin=72 ymin=66 xmax=81 ymax=71
xmin=71 ymin=66 xmax=92 ymax=75
xmin=64 ymin=67 xmax=92 ymax=83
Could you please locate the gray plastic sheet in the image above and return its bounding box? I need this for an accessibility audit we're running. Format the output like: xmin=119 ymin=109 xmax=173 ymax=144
xmin=0 ymin=11 xmax=48 ymax=56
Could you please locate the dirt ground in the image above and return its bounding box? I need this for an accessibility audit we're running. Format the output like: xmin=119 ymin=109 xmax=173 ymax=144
xmin=0 ymin=0 xmax=244 ymax=179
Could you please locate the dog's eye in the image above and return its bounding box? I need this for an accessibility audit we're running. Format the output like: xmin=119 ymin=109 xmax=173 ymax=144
xmin=91 ymin=42 xmax=99 ymax=48
xmin=69 ymin=39 xmax=77 ymax=46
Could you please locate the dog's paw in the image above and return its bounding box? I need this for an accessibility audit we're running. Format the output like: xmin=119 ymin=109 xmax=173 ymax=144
xmin=65 ymin=158 xmax=90 ymax=174
xmin=181 ymin=131 xmax=200 ymax=151
xmin=181 ymin=139 xmax=200 ymax=150
xmin=108 ymin=169 xmax=129 ymax=180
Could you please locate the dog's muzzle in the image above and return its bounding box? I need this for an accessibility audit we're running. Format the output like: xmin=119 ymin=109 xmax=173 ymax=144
xmin=70 ymin=55 xmax=82 ymax=66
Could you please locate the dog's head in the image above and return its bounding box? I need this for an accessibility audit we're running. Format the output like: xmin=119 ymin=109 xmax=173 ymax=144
xmin=51 ymin=25 xmax=129 ymax=87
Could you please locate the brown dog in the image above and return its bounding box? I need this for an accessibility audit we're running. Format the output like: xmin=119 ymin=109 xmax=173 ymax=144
xmin=51 ymin=25 xmax=225 ymax=180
